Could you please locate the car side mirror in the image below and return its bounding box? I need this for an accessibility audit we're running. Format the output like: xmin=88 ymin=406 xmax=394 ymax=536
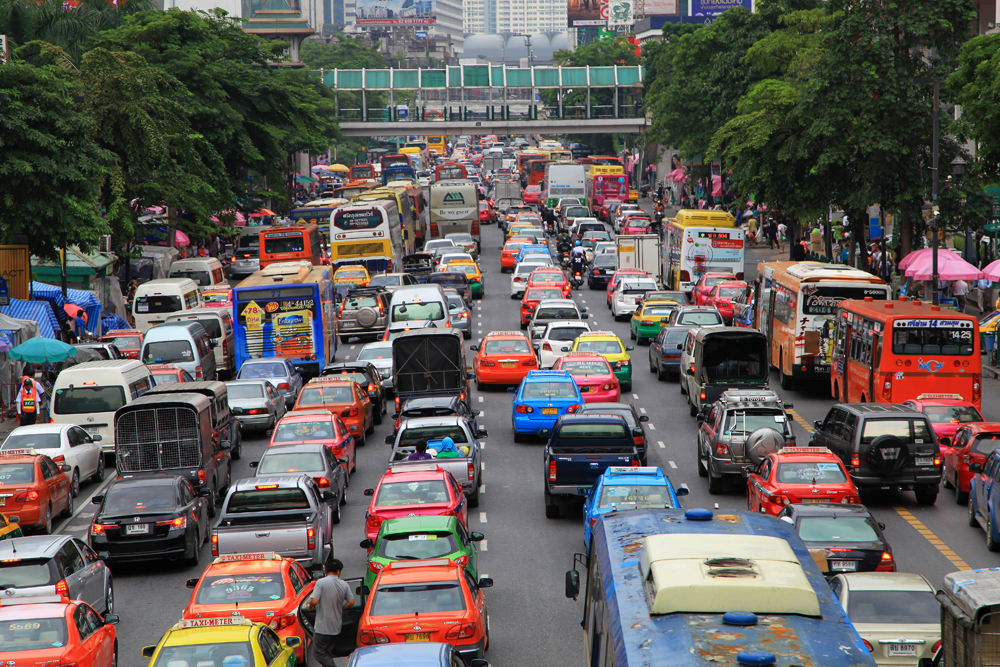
xmin=385 ymin=435 xmax=394 ymax=445
xmin=360 ymin=538 xmax=374 ymax=549
xmin=743 ymin=465 xmax=757 ymax=478
xmin=323 ymin=490 xmax=336 ymax=501
xmin=783 ymin=402 xmax=793 ymax=409
xmin=970 ymin=462 xmax=983 ymax=473
xmin=939 ymin=437 xmax=950 ymax=447
xmin=631 ymin=427 xmax=643 ymax=438
xmin=469 ymin=660 xmax=490 ymax=667
xmin=284 ymin=637 xmax=302 ymax=649
xmin=662 ymin=318 xmax=669 ymax=323
xmin=478 ymin=577 xmax=494 ymax=588
xmin=198 ymin=488 xmax=213 ymax=497
xmin=220 ymin=441 xmax=231 ymax=450
xmin=470 ymin=344 xmax=479 ymax=351
xmin=186 ymin=578 xmax=200 ymax=588
xmin=91 ymin=495 xmax=104 ymax=505
xmin=639 ymin=415 xmax=649 ymax=423
xmin=210 ymin=340 xmax=218 ymax=348
xmin=364 ymin=488 xmax=375 ymax=496
xmin=533 ymin=344 xmax=540 ymax=352
xmin=7 ymin=516 xmax=18 ymax=524
xmin=249 ymin=461 xmax=259 ymax=468
xmin=97 ymin=551 xmax=110 ymax=560
xmin=582 ymin=314 xmax=589 ymax=320
xmin=312 ymin=570 xmax=325 ymax=579
xmin=470 ymin=531 xmax=485 ymax=541
xmin=561 ymin=346 xmax=570 ymax=352
xmin=142 ymin=647 xmax=157 ymax=659
xmin=580 ymin=307 xmax=588 ymax=313
xmin=813 ymin=420 xmax=823 ymax=428
xmin=91 ymin=434 xmax=103 ymax=442
xmin=507 ymin=387 xmax=516 ymax=393
xmin=696 ymin=414 xmax=706 ymax=423
xmin=477 ymin=427 xmax=489 ymax=438
xmin=675 ymin=343 xmax=682 ymax=350
xmin=675 ymin=484 xmax=690 ymax=496
xmin=878 ymin=522 xmax=886 ymax=530
xmin=467 ymin=371 xmax=476 ymax=379
xmin=60 ymin=464 xmax=71 ymax=472
xmin=339 ymin=456 xmax=349 ymax=464
xmin=625 ymin=345 xmax=634 ymax=351
xmin=565 ymin=570 xmax=580 ymax=599
xmin=103 ymin=613 xmax=120 ymax=625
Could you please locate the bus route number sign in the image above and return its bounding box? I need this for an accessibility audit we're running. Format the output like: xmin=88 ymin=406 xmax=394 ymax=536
xmin=698 ymin=232 xmax=730 ymax=240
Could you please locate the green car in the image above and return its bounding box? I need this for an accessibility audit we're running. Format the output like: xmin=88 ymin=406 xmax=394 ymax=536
xmin=0 ymin=513 xmax=23 ymax=540
xmin=360 ymin=516 xmax=483 ymax=590
xmin=630 ymin=302 xmax=680 ymax=343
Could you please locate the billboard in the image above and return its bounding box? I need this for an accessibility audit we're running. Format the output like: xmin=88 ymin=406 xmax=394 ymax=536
xmin=642 ymin=0 xmax=678 ymax=16
xmin=607 ymin=0 xmax=633 ymax=25
xmin=689 ymin=0 xmax=751 ymax=16
xmin=355 ymin=0 xmax=435 ymax=25
xmin=568 ymin=0 xmax=604 ymax=27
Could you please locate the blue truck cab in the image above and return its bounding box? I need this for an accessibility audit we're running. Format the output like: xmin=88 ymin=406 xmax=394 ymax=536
xmin=544 ymin=413 xmax=639 ymax=519
xmin=509 ymin=370 xmax=583 ymax=442
xmin=582 ymin=466 xmax=688 ymax=550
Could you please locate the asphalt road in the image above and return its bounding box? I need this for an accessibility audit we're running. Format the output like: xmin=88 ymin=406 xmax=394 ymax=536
xmin=53 ymin=215 xmax=1000 ymax=667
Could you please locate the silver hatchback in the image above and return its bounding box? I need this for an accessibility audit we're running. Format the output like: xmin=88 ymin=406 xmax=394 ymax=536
xmin=0 ymin=535 xmax=114 ymax=613
xmin=445 ymin=292 xmax=472 ymax=340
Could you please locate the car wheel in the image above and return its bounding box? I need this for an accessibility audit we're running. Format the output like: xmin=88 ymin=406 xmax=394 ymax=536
xmin=520 ymin=320 xmax=527 ymax=330
xmin=649 ymin=357 xmax=656 ymax=373
xmin=39 ymin=505 xmax=52 ymax=535
xmin=62 ymin=490 xmax=74 ymax=518
xmin=91 ymin=455 xmax=105 ymax=483
xmin=339 ymin=335 xmax=350 ymax=344
xmin=989 ymin=514 xmax=1000 ymax=552
xmin=341 ymin=486 xmax=348 ymax=505
xmin=957 ymin=487 xmax=969 ymax=505
xmin=70 ymin=469 xmax=80 ymax=498
xmin=680 ymin=379 xmax=687 ymax=395
xmin=656 ymin=365 xmax=666 ymax=382
xmin=697 ymin=450 xmax=708 ymax=478
xmin=943 ymin=467 xmax=954 ymax=489
xmin=970 ymin=493 xmax=980 ymax=527
xmin=464 ymin=330 xmax=471 ymax=340
xmin=915 ymin=486 xmax=938 ymax=506
xmin=708 ymin=472 xmax=724 ymax=495
xmin=689 ymin=400 xmax=698 ymax=417
xmin=112 ymin=646 xmax=118 ymax=667
xmin=365 ymin=416 xmax=375 ymax=435
xmin=544 ymin=489 xmax=559 ymax=518
xmin=185 ymin=529 xmax=201 ymax=566
xmin=105 ymin=580 xmax=114 ymax=614
xmin=513 ymin=428 xmax=524 ymax=444
xmin=374 ymin=404 xmax=383 ymax=425
xmin=468 ymin=483 xmax=481 ymax=508
xmin=332 ymin=501 xmax=341 ymax=524
xmin=206 ymin=488 xmax=218 ymax=518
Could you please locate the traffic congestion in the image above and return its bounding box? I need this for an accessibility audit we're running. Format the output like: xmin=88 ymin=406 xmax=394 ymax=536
xmin=1 ymin=134 xmax=998 ymax=667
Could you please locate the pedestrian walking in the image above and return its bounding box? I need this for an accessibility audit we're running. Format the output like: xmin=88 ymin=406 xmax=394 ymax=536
xmin=777 ymin=221 xmax=787 ymax=253
xmin=952 ymin=279 xmax=969 ymax=313
xmin=304 ymin=559 xmax=355 ymax=667
xmin=16 ymin=375 xmax=44 ymax=426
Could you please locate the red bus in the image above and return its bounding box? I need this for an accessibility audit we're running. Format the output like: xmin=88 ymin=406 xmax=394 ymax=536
xmin=527 ymin=159 xmax=552 ymax=187
xmin=435 ymin=162 xmax=467 ymax=180
xmin=380 ymin=154 xmax=411 ymax=172
xmin=350 ymin=164 xmax=376 ymax=181
xmin=259 ymin=224 xmax=325 ymax=269
xmin=830 ymin=297 xmax=981 ymax=410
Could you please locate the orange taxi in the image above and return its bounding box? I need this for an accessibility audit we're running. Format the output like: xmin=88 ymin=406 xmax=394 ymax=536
xmin=147 ymin=364 xmax=194 ymax=385
xmin=745 ymin=447 xmax=860 ymax=516
xmin=294 ymin=378 xmax=374 ymax=445
xmin=357 ymin=559 xmax=492 ymax=660
xmin=333 ymin=265 xmax=371 ymax=287
xmin=100 ymin=329 xmax=143 ymax=359
xmin=501 ymin=240 xmax=529 ymax=273
xmin=526 ymin=268 xmax=571 ymax=298
xmin=269 ymin=410 xmax=356 ymax=475
xmin=0 ymin=449 xmax=72 ymax=534
xmin=520 ymin=286 xmax=563 ymax=326
xmin=471 ymin=331 xmax=537 ymax=387
xmin=0 ymin=589 xmax=119 ymax=667
xmin=182 ymin=552 xmax=314 ymax=663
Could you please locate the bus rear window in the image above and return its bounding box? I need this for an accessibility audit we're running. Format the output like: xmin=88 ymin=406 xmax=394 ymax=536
xmin=892 ymin=326 xmax=974 ymax=356
xmin=264 ymin=236 xmax=305 ymax=254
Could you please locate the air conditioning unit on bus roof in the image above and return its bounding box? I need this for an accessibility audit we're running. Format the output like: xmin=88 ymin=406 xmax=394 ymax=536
xmin=262 ymin=261 xmax=313 ymax=276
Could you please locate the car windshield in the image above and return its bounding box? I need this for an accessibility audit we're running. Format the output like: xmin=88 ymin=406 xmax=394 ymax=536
xmin=598 ymin=484 xmax=675 ymax=509
xmin=1 ymin=433 xmax=61 ymax=451
xmin=371 ymin=583 xmax=466 ymax=615
xmin=195 ymin=574 xmax=287 ymax=604
xmin=449 ymin=264 xmax=478 ymax=276
xmin=143 ymin=341 xmax=194 ymax=364
xmin=797 ymin=516 xmax=880 ymax=543
xmin=522 ymin=382 xmax=579 ymax=399
xmin=576 ymin=340 xmax=622 ymax=354
xmin=369 ymin=275 xmax=400 ymax=287
xmin=376 ymin=480 xmax=450 ymax=506
xmin=549 ymin=327 xmax=588 ymax=342
xmin=922 ymin=405 xmax=982 ymax=424
xmin=484 ymin=339 xmax=531 ymax=354
xmin=273 ymin=421 xmax=336 ymax=442
xmin=393 ymin=303 xmax=445 ymax=322
xmin=259 ymin=452 xmax=325 ymax=474
xmin=0 ymin=463 xmax=34 ymax=484
xmin=226 ymin=488 xmax=311 ymax=513
xmin=299 ymin=385 xmax=354 ymax=404
xmin=104 ymin=484 xmax=177 ymax=513
xmin=860 ymin=419 xmax=931 ymax=445
xmin=679 ymin=312 xmax=723 ymax=326
xmin=846 ymin=590 xmax=939 ymax=625
xmin=398 ymin=426 xmax=468 ymax=447
xmin=776 ymin=462 xmax=847 ymax=483
xmin=54 ymin=386 xmax=127 ymax=415
xmin=227 ymin=383 xmax=264 ymax=399
xmin=151 ymin=643 xmax=254 ymax=667
xmin=379 ymin=532 xmax=460 ymax=560
xmin=723 ymin=410 xmax=788 ymax=435
xmin=0 ymin=617 xmax=68 ymax=652
xmin=561 ymin=360 xmax=611 ymax=375
xmin=536 ymin=308 xmax=579 ymax=321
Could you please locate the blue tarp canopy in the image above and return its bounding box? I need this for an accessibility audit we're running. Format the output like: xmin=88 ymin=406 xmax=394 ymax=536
xmin=101 ymin=313 xmax=130 ymax=332
xmin=32 ymin=282 xmax=103 ymax=336
xmin=1 ymin=299 xmax=57 ymax=338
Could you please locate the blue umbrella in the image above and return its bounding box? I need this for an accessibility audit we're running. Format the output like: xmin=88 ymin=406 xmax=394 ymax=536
xmin=8 ymin=338 xmax=78 ymax=364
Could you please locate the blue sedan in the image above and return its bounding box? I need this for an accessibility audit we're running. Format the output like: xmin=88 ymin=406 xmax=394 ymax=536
xmin=509 ymin=370 xmax=583 ymax=442
xmin=349 ymin=643 xmax=485 ymax=667
xmin=582 ymin=466 xmax=689 ymax=550
xmin=516 ymin=244 xmax=552 ymax=263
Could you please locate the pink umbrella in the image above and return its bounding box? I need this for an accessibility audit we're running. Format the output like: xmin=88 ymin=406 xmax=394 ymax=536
xmin=905 ymin=254 xmax=982 ymax=281
xmin=899 ymin=247 xmax=961 ymax=270
xmin=981 ymin=259 xmax=1000 ymax=281
xmin=174 ymin=230 xmax=190 ymax=247
xmin=711 ymin=174 xmax=722 ymax=198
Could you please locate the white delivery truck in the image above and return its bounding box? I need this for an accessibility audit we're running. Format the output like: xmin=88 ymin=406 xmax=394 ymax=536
xmin=545 ymin=164 xmax=587 ymax=209
xmin=615 ymin=234 xmax=662 ymax=285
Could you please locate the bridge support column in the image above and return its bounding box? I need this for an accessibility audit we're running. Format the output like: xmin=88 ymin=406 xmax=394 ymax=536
xmin=614 ymin=88 xmax=619 ymax=119
xmin=362 ymin=88 xmax=367 ymax=122
xmin=587 ymin=87 xmax=591 ymax=119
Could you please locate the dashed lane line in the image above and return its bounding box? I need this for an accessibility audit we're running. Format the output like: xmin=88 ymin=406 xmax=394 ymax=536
xmin=479 ymin=396 xmax=484 ymax=402
xmin=639 ymin=407 xmax=646 ymax=414
xmin=669 ymin=461 xmax=677 ymax=469
xmin=480 ymin=540 xmax=488 ymax=551
xmin=632 ymin=393 xmax=639 ymax=400
xmin=479 ymin=484 xmax=486 ymax=494
xmin=892 ymin=505 xmax=969 ymax=570
xmin=657 ymin=441 xmax=665 ymax=449
xmin=648 ymin=423 xmax=656 ymax=430
xmin=479 ymin=512 xmax=487 ymax=523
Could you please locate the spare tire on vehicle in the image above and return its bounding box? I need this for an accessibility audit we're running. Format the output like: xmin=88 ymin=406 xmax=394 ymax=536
xmin=745 ymin=428 xmax=785 ymax=465
xmin=356 ymin=306 xmax=379 ymax=328
xmin=865 ymin=435 xmax=909 ymax=477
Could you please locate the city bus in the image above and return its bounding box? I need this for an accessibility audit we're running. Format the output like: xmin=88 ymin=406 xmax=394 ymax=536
xmin=328 ymin=201 xmax=403 ymax=274
xmin=435 ymin=162 xmax=467 ymax=180
xmin=544 ymin=162 xmax=586 ymax=208
xmin=527 ymin=159 xmax=552 ymax=187
xmin=426 ymin=135 xmax=447 ymax=156
xmin=518 ymin=151 xmax=543 ymax=176
xmin=429 ymin=179 xmax=479 ymax=244
xmin=259 ymin=224 xmax=324 ymax=269
xmin=353 ymin=186 xmax=416 ymax=256
xmin=380 ymin=154 xmax=411 ymax=172
xmin=233 ymin=261 xmax=335 ymax=377
xmin=349 ymin=164 xmax=376 ymax=182
xmin=830 ymin=297 xmax=981 ymax=409
xmin=334 ymin=183 xmax=378 ymax=200
xmin=585 ymin=166 xmax=628 ymax=214
xmin=665 ymin=209 xmax=745 ymax=294
xmin=399 ymin=146 xmax=425 ymax=172
xmin=567 ymin=508 xmax=876 ymax=667
xmin=587 ymin=155 xmax=622 ymax=166
xmin=290 ymin=198 xmax=349 ymax=238
xmin=403 ymin=141 xmax=429 ymax=161
xmin=382 ymin=164 xmax=416 ymax=186
xmin=755 ymin=261 xmax=888 ymax=389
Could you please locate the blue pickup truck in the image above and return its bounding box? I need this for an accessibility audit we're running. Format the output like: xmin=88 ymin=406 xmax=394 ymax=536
xmin=543 ymin=413 xmax=640 ymax=519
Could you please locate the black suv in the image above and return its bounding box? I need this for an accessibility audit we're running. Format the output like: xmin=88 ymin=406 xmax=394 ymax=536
xmin=337 ymin=288 xmax=391 ymax=344
xmin=809 ymin=403 xmax=942 ymax=505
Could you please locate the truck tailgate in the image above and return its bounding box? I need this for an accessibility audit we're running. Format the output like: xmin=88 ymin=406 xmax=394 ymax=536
xmin=552 ymin=452 xmax=635 ymax=487
xmin=216 ymin=519 xmax=311 ymax=559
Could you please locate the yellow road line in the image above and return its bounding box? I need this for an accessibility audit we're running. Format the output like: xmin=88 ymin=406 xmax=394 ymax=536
xmin=893 ymin=505 xmax=969 ymax=570
xmin=787 ymin=408 xmax=813 ymax=433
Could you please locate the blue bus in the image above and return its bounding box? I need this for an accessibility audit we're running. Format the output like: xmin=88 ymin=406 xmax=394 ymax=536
xmin=382 ymin=164 xmax=416 ymax=186
xmin=232 ymin=261 xmax=336 ymax=377
xmin=566 ymin=508 xmax=877 ymax=667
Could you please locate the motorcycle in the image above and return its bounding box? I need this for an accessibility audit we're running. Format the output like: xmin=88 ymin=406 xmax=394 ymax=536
xmin=560 ymin=252 xmax=571 ymax=269
xmin=570 ymin=271 xmax=584 ymax=290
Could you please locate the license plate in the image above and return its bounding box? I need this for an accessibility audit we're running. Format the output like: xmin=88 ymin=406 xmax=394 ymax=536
xmin=84 ymin=426 xmax=101 ymax=435
xmin=888 ymin=645 xmax=918 ymax=657
xmin=0 ymin=497 xmax=5 ymax=507
xmin=830 ymin=560 xmax=857 ymax=572
xmin=501 ymin=362 xmax=515 ymax=368
xmin=915 ymin=456 xmax=933 ymax=466
xmin=125 ymin=524 xmax=149 ymax=535
xmin=405 ymin=633 xmax=430 ymax=642
xmin=542 ymin=408 xmax=558 ymax=415
xmin=581 ymin=386 xmax=591 ymax=392
xmin=802 ymin=498 xmax=828 ymax=503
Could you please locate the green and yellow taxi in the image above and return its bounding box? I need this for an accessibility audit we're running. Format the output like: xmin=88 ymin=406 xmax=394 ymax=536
xmin=0 ymin=513 xmax=22 ymax=540
xmin=360 ymin=515 xmax=484 ymax=591
xmin=142 ymin=615 xmax=301 ymax=667
xmin=569 ymin=330 xmax=635 ymax=391
xmin=446 ymin=260 xmax=484 ymax=298
xmin=630 ymin=300 xmax=681 ymax=344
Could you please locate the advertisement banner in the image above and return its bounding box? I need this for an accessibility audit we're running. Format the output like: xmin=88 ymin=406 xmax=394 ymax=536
xmin=568 ymin=0 xmax=604 ymax=27
xmin=642 ymin=0 xmax=678 ymax=16
xmin=355 ymin=0 xmax=435 ymax=25
xmin=607 ymin=0 xmax=634 ymax=25
xmin=689 ymin=0 xmax=750 ymax=16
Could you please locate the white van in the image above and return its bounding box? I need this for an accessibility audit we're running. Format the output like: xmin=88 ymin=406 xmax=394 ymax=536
xmin=168 ymin=257 xmax=225 ymax=287
xmin=51 ymin=360 xmax=154 ymax=457
xmin=389 ymin=285 xmax=450 ymax=330
xmin=132 ymin=278 xmax=202 ymax=332
xmin=141 ymin=322 xmax=217 ymax=381
xmin=164 ymin=307 xmax=236 ymax=379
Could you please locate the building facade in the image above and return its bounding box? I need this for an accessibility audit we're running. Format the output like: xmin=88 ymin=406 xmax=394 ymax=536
xmin=463 ymin=0 xmax=565 ymax=35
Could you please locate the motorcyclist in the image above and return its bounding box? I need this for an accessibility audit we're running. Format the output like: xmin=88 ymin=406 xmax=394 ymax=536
xmin=570 ymin=241 xmax=587 ymax=277
xmin=556 ymin=234 xmax=572 ymax=256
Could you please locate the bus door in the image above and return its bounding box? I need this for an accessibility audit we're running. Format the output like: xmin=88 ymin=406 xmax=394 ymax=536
xmin=870 ymin=332 xmax=882 ymax=401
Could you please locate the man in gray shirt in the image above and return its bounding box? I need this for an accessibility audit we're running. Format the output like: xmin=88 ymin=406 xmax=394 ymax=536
xmin=305 ymin=559 xmax=355 ymax=667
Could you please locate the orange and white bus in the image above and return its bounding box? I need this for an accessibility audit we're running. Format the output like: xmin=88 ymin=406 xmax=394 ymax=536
xmin=755 ymin=261 xmax=888 ymax=389
xmin=259 ymin=224 xmax=325 ymax=269
xmin=830 ymin=298 xmax=981 ymax=409
xmin=350 ymin=164 xmax=377 ymax=182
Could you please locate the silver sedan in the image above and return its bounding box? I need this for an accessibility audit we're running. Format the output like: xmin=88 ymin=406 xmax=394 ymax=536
xmin=226 ymin=380 xmax=287 ymax=431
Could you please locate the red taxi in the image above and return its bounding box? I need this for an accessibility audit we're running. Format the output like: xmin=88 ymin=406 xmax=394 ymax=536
xmin=693 ymin=273 xmax=737 ymax=305
xmin=0 ymin=589 xmax=119 ymax=667
xmin=552 ymin=353 xmax=620 ymax=403
xmin=500 ymin=240 xmax=529 ymax=272
xmin=147 ymin=364 xmax=194 ymax=384
xmin=357 ymin=559 xmax=491 ymax=660
xmin=520 ymin=286 xmax=564 ymax=326
xmin=182 ymin=552 xmax=314 ymax=662
xmin=941 ymin=422 xmax=1000 ymax=504
xmin=0 ymin=449 xmax=72 ymax=533
xmin=605 ymin=269 xmax=647 ymax=307
xmin=745 ymin=447 xmax=860 ymax=516
xmin=363 ymin=465 xmax=468 ymax=542
xmin=526 ymin=268 xmax=571 ymax=298
xmin=293 ymin=378 xmax=374 ymax=446
xmin=201 ymin=286 xmax=233 ymax=308
xmin=902 ymin=394 xmax=984 ymax=448
xmin=100 ymin=330 xmax=143 ymax=359
xmin=703 ymin=281 xmax=749 ymax=323
xmin=478 ymin=202 xmax=492 ymax=224
xmin=599 ymin=199 xmax=621 ymax=222
xmin=523 ymin=185 xmax=542 ymax=204
xmin=269 ymin=410 xmax=356 ymax=476
xmin=471 ymin=331 xmax=537 ymax=387
xmin=622 ymin=216 xmax=654 ymax=235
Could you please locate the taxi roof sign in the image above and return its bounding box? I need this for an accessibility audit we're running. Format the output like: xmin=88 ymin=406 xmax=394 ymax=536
xmin=176 ymin=616 xmax=252 ymax=629
xmin=0 ymin=448 xmax=36 ymax=457
xmin=778 ymin=447 xmax=833 ymax=456
xmin=485 ymin=331 xmax=529 ymax=337
xmin=214 ymin=552 xmax=281 ymax=563
xmin=916 ymin=393 xmax=964 ymax=401
xmin=607 ymin=466 xmax=663 ymax=476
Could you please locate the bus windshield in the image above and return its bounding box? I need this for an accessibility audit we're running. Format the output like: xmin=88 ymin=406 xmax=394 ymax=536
xmin=264 ymin=236 xmax=305 ymax=254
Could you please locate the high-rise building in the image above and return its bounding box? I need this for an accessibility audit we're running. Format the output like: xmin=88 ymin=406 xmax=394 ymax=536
xmin=434 ymin=0 xmax=465 ymax=51
xmin=464 ymin=0 xmax=565 ymax=35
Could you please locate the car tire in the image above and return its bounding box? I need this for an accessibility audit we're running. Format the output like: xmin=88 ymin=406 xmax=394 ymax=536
xmin=366 ymin=417 xmax=375 ymax=435
xmin=62 ymin=490 xmax=74 ymax=518
xmin=779 ymin=364 xmax=793 ymax=391
xmin=464 ymin=330 xmax=471 ymax=340
xmin=989 ymin=513 xmax=1000 ymax=552
xmin=513 ymin=428 xmax=524 ymax=444
xmin=656 ymin=365 xmax=666 ymax=382
xmin=207 ymin=488 xmax=218 ymax=518
xmin=943 ymin=468 xmax=954 ymax=489
xmin=332 ymin=501 xmax=341 ymax=525
xmin=680 ymin=379 xmax=687 ymax=395
xmin=341 ymin=486 xmax=348 ymax=505
xmin=915 ymin=487 xmax=938 ymax=506
xmin=957 ymin=487 xmax=969 ymax=505
xmin=185 ymin=529 xmax=201 ymax=566
xmin=374 ymin=404 xmax=383 ymax=425
xmin=697 ymin=450 xmax=708 ymax=478
xmin=708 ymin=471 xmax=724 ymax=495
xmin=689 ymin=400 xmax=698 ymax=417
xmin=70 ymin=469 xmax=80 ymax=498
xmin=649 ymin=357 xmax=656 ymax=373
xmin=339 ymin=335 xmax=350 ymax=344
xmin=970 ymin=493 xmax=980 ymax=527
xmin=468 ymin=483 xmax=481 ymax=508
xmin=520 ymin=320 xmax=527 ymax=330
xmin=39 ymin=505 xmax=52 ymax=535
xmin=91 ymin=455 xmax=105 ymax=483
xmin=544 ymin=490 xmax=559 ymax=519
xmin=104 ymin=580 xmax=114 ymax=614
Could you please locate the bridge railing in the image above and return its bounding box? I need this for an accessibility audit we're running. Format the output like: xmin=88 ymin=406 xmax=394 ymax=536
xmin=316 ymin=64 xmax=645 ymax=90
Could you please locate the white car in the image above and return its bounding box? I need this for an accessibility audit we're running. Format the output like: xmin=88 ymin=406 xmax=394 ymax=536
xmin=510 ymin=262 xmax=548 ymax=297
xmin=829 ymin=572 xmax=940 ymax=666
xmin=1 ymin=423 xmax=104 ymax=496
xmin=424 ymin=239 xmax=457 ymax=253
xmin=593 ymin=241 xmax=616 ymax=256
xmin=437 ymin=253 xmax=475 ymax=270
xmin=611 ymin=279 xmax=658 ymax=320
xmin=367 ymin=273 xmax=420 ymax=292
xmin=537 ymin=320 xmax=593 ymax=368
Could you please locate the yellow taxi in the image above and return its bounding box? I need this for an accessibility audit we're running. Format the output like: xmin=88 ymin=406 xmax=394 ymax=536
xmin=142 ymin=615 xmax=300 ymax=667
xmin=333 ymin=265 xmax=371 ymax=287
xmin=629 ymin=300 xmax=681 ymax=344
xmin=445 ymin=260 xmax=484 ymax=298
xmin=568 ymin=330 xmax=635 ymax=391
xmin=0 ymin=512 xmax=22 ymax=540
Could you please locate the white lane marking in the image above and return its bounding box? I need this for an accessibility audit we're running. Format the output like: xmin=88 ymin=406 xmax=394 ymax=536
xmin=648 ymin=423 xmax=656 ymax=430
xmin=480 ymin=461 xmax=485 ymax=472
xmin=55 ymin=474 xmax=115 ymax=532
xmin=478 ymin=411 xmax=485 ymax=417
xmin=669 ymin=461 xmax=677 ymax=469
xmin=478 ymin=396 xmax=484 ymax=403
xmin=479 ymin=512 xmax=487 ymax=523
xmin=639 ymin=407 xmax=647 ymax=414
xmin=657 ymin=441 xmax=665 ymax=449
xmin=632 ymin=393 xmax=639 ymax=399
xmin=480 ymin=540 xmax=488 ymax=551
xmin=479 ymin=485 xmax=486 ymax=494
xmin=581 ymin=300 xmax=587 ymax=303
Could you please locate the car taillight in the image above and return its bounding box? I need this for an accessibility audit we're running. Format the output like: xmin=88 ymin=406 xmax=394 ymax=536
xmin=211 ymin=532 xmax=218 ymax=556
xmin=932 ymin=641 xmax=941 ymax=654
xmin=592 ymin=269 xmax=600 ymax=275
xmin=522 ymin=359 xmax=536 ymax=366
xmin=468 ymin=461 xmax=476 ymax=482
xmin=716 ymin=443 xmax=729 ymax=456
xmin=700 ymin=392 xmax=706 ymax=401
xmin=851 ymin=454 xmax=860 ymax=468
xmin=566 ymin=404 xmax=581 ymax=414
xmin=55 ymin=579 xmax=69 ymax=596
xmin=549 ymin=460 xmax=557 ymax=481
xmin=278 ymin=383 xmax=291 ymax=391
xmin=198 ymin=470 xmax=206 ymax=485
xmin=680 ymin=270 xmax=691 ymax=282
xmin=395 ymin=396 xmax=401 ymax=412
xmin=934 ymin=456 xmax=942 ymax=466
xmin=602 ymin=382 xmax=617 ymax=391
xmin=542 ymin=342 xmax=552 ymax=351
xmin=315 ymin=477 xmax=330 ymax=488
xmin=246 ymin=408 xmax=266 ymax=415
xmin=454 ymin=554 xmax=469 ymax=567
xmin=368 ymin=561 xmax=383 ymax=574
xmin=156 ymin=516 xmax=187 ymax=529
xmin=307 ymin=528 xmax=316 ymax=550
xmin=842 ymin=494 xmax=861 ymax=504
xmin=445 ymin=623 xmax=478 ymax=640
xmin=862 ymin=639 xmax=874 ymax=653
xmin=689 ymin=363 xmax=695 ymax=374
xmin=14 ymin=490 xmax=39 ymax=502
xmin=269 ymin=615 xmax=298 ymax=631
xmin=338 ymin=300 xmax=346 ymax=315
xmin=516 ymin=404 xmax=534 ymax=413
xmin=876 ymin=551 xmax=895 ymax=572
xmin=481 ymin=360 xmax=496 ymax=367
xmin=973 ymin=375 xmax=982 ymax=404
xmin=359 ymin=629 xmax=390 ymax=645
xmin=346 ymin=407 xmax=359 ymax=417
xmin=91 ymin=523 xmax=115 ymax=535
xmin=365 ymin=515 xmax=384 ymax=532
xmin=882 ymin=377 xmax=892 ymax=402
xmin=367 ymin=383 xmax=375 ymax=393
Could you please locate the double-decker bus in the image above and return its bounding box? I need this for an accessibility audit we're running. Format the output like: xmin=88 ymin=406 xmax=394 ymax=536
xmin=329 ymin=201 xmax=403 ymax=273
xmin=429 ymin=179 xmax=479 ymax=244
xmin=831 ymin=297 xmax=981 ymax=409
xmin=349 ymin=164 xmax=376 ymax=182
xmin=435 ymin=162 xmax=467 ymax=181
xmin=527 ymin=159 xmax=552 ymax=187
xmin=352 ymin=186 xmax=416 ymax=256
xmin=568 ymin=508 xmax=876 ymax=667
xmin=259 ymin=224 xmax=325 ymax=269
xmin=585 ymin=165 xmax=628 ymax=214
xmin=665 ymin=209 xmax=745 ymax=294
xmin=233 ymin=261 xmax=335 ymax=377
xmin=755 ymin=261 xmax=888 ymax=389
